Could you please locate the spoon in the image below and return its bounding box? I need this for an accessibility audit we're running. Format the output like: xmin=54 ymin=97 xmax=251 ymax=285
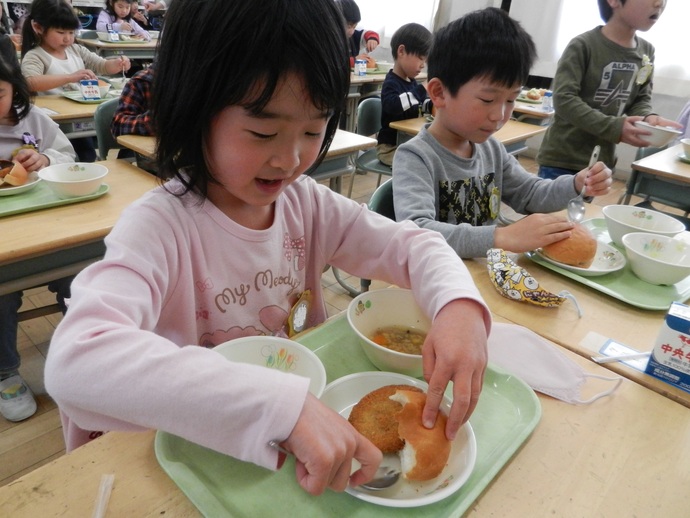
xmin=268 ymin=440 xmax=401 ymax=491
xmin=567 ymin=145 xmax=600 ymax=223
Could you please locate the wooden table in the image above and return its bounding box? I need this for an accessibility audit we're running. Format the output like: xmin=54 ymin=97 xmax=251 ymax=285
xmin=0 ymin=315 xmax=687 ymax=516
xmin=463 ymin=202 xmax=690 ymax=408
xmin=77 ymin=37 xmax=158 ymax=60
xmin=34 ymin=95 xmax=104 ymax=139
xmin=0 ymin=160 xmax=157 ymax=295
xmin=620 ymin=144 xmax=690 ymax=212
xmin=117 ymin=130 xmax=377 ymax=195
xmin=389 ymin=117 xmax=547 ymax=155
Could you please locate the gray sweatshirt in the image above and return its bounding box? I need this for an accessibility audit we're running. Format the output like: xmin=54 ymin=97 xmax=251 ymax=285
xmin=392 ymin=126 xmax=579 ymax=258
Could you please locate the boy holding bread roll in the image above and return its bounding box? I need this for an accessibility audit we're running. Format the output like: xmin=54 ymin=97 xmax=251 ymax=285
xmin=393 ymin=8 xmax=613 ymax=258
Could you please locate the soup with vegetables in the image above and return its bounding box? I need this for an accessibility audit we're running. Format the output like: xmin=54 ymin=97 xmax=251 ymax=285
xmin=370 ymin=326 xmax=426 ymax=355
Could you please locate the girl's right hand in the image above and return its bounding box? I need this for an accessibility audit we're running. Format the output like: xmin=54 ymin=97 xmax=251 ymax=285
xmin=282 ymin=393 xmax=382 ymax=495
xmin=71 ymin=69 xmax=98 ymax=83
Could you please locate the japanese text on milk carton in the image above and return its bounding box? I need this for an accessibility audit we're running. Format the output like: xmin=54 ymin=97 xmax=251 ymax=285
xmin=645 ymin=302 xmax=690 ymax=393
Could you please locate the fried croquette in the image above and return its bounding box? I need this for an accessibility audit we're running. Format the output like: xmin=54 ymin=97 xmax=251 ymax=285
xmin=348 ymin=384 xmax=423 ymax=453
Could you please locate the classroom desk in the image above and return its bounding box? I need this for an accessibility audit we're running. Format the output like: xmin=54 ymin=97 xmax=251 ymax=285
xmin=76 ymin=37 xmax=158 ymax=60
xmin=0 ymin=316 xmax=688 ymax=516
xmin=0 ymin=160 xmax=157 ymax=296
xmin=513 ymin=101 xmax=554 ymax=125
xmin=117 ymin=130 xmax=377 ymax=194
xmin=389 ymin=117 xmax=547 ymax=155
xmin=34 ymin=95 xmax=104 ymax=139
xmin=620 ymin=144 xmax=690 ymax=212
xmin=462 ymin=202 xmax=690 ymax=408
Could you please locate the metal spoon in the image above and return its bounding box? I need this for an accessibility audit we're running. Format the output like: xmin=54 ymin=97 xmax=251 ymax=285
xmin=268 ymin=440 xmax=401 ymax=491
xmin=567 ymin=145 xmax=600 ymax=223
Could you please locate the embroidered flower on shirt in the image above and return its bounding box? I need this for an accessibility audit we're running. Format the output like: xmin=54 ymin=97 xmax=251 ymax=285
xmin=21 ymin=132 xmax=37 ymax=149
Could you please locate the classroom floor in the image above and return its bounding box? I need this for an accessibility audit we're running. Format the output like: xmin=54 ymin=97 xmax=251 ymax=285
xmin=0 ymin=155 xmax=654 ymax=487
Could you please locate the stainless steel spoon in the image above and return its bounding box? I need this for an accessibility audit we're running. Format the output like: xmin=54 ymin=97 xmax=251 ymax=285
xmin=268 ymin=440 xmax=401 ymax=490
xmin=567 ymin=145 xmax=600 ymax=223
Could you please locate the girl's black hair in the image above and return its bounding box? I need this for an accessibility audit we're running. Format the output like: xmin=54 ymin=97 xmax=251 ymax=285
xmin=428 ymin=7 xmax=536 ymax=95
xmin=0 ymin=34 xmax=31 ymax=121
xmin=21 ymin=0 xmax=80 ymax=59
xmin=598 ymin=0 xmax=626 ymax=22
xmin=152 ymin=0 xmax=350 ymax=197
xmin=334 ymin=0 xmax=361 ymax=25
xmin=105 ymin=0 xmax=135 ymax=21
xmin=390 ymin=23 xmax=432 ymax=61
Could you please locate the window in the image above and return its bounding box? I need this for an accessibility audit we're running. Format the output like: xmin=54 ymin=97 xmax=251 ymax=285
xmin=355 ymin=0 xmax=439 ymax=49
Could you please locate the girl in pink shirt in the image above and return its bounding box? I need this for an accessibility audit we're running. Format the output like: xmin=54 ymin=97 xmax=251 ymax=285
xmin=45 ymin=0 xmax=491 ymax=496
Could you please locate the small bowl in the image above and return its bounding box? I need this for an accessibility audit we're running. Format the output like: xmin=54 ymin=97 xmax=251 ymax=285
xmin=622 ymin=232 xmax=690 ymax=285
xmin=213 ymin=336 xmax=326 ymax=397
xmin=634 ymin=121 xmax=682 ymax=148
xmin=602 ymin=204 xmax=685 ymax=247
xmin=681 ymin=138 xmax=690 ymax=159
xmin=376 ymin=60 xmax=394 ymax=72
xmin=38 ymin=163 xmax=108 ymax=198
xmin=149 ymin=30 xmax=160 ymax=39
xmin=97 ymin=80 xmax=111 ymax=98
xmin=347 ymin=288 xmax=429 ymax=377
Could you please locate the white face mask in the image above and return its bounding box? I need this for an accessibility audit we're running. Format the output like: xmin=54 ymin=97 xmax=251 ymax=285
xmin=488 ymin=323 xmax=621 ymax=404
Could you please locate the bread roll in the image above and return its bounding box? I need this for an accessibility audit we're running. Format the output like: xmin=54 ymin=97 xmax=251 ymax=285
xmin=390 ymin=390 xmax=451 ymax=481
xmin=541 ymin=223 xmax=597 ymax=268
xmin=364 ymin=55 xmax=376 ymax=69
xmin=0 ymin=161 xmax=28 ymax=187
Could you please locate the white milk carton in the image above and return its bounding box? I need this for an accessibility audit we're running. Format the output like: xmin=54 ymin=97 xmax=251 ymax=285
xmin=645 ymin=301 xmax=690 ymax=393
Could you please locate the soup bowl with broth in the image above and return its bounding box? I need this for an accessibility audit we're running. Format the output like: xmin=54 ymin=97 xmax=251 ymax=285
xmin=347 ymin=288 xmax=429 ymax=377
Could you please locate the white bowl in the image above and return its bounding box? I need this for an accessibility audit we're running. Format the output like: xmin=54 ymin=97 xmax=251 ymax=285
xmin=681 ymin=138 xmax=690 ymax=159
xmin=347 ymin=288 xmax=428 ymax=377
xmin=38 ymin=163 xmax=108 ymax=198
xmin=602 ymin=204 xmax=685 ymax=247
xmin=149 ymin=30 xmax=160 ymax=39
xmin=622 ymin=232 xmax=690 ymax=285
xmin=377 ymin=60 xmax=394 ymax=72
xmin=98 ymin=81 xmax=111 ymax=97
xmin=634 ymin=121 xmax=682 ymax=147
xmin=213 ymin=336 xmax=326 ymax=397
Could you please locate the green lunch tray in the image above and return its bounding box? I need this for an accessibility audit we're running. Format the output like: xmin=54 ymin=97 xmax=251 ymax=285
xmin=155 ymin=314 xmax=541 ymax=517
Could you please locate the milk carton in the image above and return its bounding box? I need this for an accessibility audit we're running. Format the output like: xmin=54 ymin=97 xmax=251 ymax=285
xmin=645 ymin=302 xmax=690 ymax=393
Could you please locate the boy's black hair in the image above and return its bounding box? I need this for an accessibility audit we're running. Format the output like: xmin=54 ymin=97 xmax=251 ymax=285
xmin=598 ymin=0 xmax=626 ymax=22
xmin=334 ymin=0 xmax=361 ymax=25
xmin=105 ymin=0 xmax=135 ymax=21
xmin=21 ymin=0 xmax=80 ymax=59
xmin=390 ymin=23 xmax=432 ymax=61
xmin=152 ymin=0 xmax=350 ymax=196
xmin=0 ymin=34 xmax=32 ymax=121
xmin=428 ymin=7 xmax=536 ymax=95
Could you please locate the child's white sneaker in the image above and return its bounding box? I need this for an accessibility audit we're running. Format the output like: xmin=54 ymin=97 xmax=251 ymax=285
xmin=0 ymin=374 xmax=37 ymax=422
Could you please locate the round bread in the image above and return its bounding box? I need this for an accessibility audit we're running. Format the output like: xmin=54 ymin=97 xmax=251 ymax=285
xmin=541 ymin=223 xmax=597 ymax=268
xmin=364 ymin=55 xmax=376 ymax=69
xmin=348 ymin=384 xmax=422 ymax=453
xmin=0 ymin=161 xmax=28 ymax=187
xmin=390 ymin=389 xmax=451 ymax=481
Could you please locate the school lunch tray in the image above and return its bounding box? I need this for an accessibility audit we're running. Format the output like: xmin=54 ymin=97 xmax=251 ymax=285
xmin=154 ymin=313 xmax=541 ymax=517
xmin=0 ymin=182 xmax=109 ymax=218
xmin=525 ymin=218 xmax=690 ymax=311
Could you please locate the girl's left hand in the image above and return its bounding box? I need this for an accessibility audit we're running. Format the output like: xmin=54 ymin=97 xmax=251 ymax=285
xmin=120 ymin=22 xmax=133 ymax=32
xmin=14 ymin=149 xmax=48 ymax=172
xmin=365 ymin=39 xmax=378 ymax=52
xmin=421 ymin=299 xmax=489 ymax=441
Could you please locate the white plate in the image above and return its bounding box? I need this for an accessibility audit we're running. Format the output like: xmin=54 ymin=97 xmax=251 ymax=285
xmin=320 ymin=371 xmax=477 ymax=508
xmin=0 ymin=171 xmax=40 ymax=196
xmin=535 ymin=240 xmax=626 ymax=277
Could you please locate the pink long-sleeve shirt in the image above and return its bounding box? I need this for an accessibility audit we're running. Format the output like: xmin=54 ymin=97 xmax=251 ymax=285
xmin=45 ymin=175 xmax=490 ymax=469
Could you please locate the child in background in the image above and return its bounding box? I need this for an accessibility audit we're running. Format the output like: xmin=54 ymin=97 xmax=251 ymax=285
xmin=392 ymin=8 xmax=612 ymax=258
xmin=334 ymin=0 xmax=379 ymax=67
xmin=537 ymin=0 xmax=680 ymax=179
xmin=97 ymin=0 xmax=151 ymax=40
xmin=129 ymin=0 xmax=152 ymax=31
xmin=377 ymin=23 xmax=432 ymax=166
xmin=45 ymin=0 xmax=491 ymax=496
xmin=0 ymin=33 xmax=76 ymax=422
xmin=20 ymin=0 xmax=131 ymax=161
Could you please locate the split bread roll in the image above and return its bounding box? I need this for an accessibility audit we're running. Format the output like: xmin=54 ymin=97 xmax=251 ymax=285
xmin=390 ymin=389 xmax=451 ymax=481
xmin=0 ymin=161 xmax=28 ymax=187
xmin=541 ymin=223 xmax=597 ymax=268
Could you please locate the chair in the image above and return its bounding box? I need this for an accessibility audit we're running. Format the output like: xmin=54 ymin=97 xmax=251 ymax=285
xmin=93 ymin=98 xmax=121 ymax=161
xmin=360 ymin=179 xmax=395 ymax=293
xmin=347 ymin=97 xmax=392 ymax=198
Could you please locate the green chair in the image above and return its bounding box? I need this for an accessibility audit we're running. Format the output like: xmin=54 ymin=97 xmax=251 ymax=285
xmin=347 ymin=97 xmax=392 ymax=198
xmin=93 ymin=98 xmax=121 ymax=161
xmin=360 ymin=179 xmax=394 ymax=292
